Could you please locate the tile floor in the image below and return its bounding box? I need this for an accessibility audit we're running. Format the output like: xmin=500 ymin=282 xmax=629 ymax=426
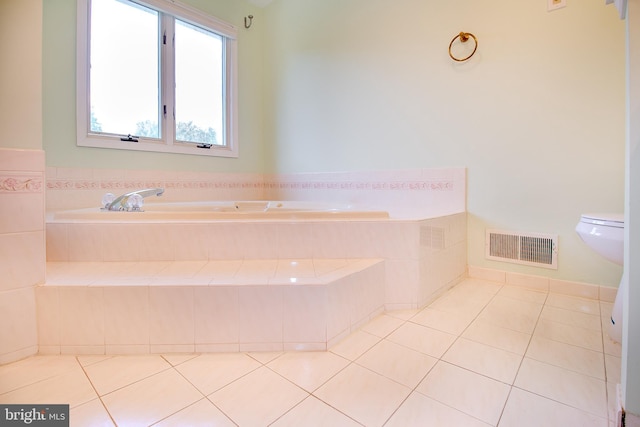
xmin=0 ymin=278 xmax=621 ymax=426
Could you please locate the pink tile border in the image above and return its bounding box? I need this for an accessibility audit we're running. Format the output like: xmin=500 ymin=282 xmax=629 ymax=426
xmin=263 ymin=180 xmax=454 ymax=191
xmin=0 ymin=173 xmax=44 ymax=193
xmin=44 ymin=166 xmax=466 ymax=217
xmin=45 ymin=178 xmax=455 ymax=192
xmin=46 ymin=179 xmax=265 ymax=191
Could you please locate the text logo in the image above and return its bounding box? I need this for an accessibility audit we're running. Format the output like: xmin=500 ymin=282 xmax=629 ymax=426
xmin=1 ymin=405 xmax=69 ymax=426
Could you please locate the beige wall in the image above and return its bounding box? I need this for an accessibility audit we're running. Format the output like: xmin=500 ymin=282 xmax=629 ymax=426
xmin=262 ymin=0 xmax=626 ymax=286
xmin=0 ymin=0 xmax=42 ymax=149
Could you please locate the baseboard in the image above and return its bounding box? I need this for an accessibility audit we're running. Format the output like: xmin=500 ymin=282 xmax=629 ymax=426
xmin=468 ymin=265 xmax=616 ymax=301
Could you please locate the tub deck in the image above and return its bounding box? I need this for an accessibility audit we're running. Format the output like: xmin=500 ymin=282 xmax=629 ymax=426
xmin=48 ymin=201 xmax=390 ymax=221
xmin=37 ymin=259 xmax=385 ymax=354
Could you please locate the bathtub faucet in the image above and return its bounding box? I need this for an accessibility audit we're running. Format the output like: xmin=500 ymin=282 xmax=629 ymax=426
xmin=103 ymin=188 xmax=165 ymax=211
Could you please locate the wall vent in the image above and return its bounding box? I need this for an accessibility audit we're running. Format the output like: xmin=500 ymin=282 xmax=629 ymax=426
xmin=421 ymin=226 xmax=446 ymax=250
xmin=486 ymin=229 xmax=558 ymax=269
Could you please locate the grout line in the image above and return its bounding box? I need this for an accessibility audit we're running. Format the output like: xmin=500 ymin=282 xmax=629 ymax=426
xmin=75 ymin=356 xmax=118 ymax=427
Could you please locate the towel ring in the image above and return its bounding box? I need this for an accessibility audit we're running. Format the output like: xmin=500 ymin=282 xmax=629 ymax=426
xmin=448 ymin=32 xmax=478 ymax=62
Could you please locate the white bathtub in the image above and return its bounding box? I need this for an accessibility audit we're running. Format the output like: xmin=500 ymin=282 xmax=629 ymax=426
xmin=48 ymin=201 xmax=390 ymax=222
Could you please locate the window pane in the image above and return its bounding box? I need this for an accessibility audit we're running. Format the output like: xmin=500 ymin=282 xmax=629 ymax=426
xmin=90 ymin=0 xmax=160 ymax=138
xmin=175 ymin=20 xmax=224 ymax=145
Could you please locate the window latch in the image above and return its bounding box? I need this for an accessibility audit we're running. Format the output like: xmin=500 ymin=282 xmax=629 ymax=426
xmin=197 ymin=144 xmax=212 ymax=149
xmin=120 ymin=134 xmax=139 ymax=142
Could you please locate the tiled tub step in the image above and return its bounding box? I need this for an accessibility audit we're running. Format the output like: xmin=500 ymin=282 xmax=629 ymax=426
xmin=36 ymin=259 xmax=385 ymax=355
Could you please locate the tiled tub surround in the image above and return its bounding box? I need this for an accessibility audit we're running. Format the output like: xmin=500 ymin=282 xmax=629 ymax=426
xmin=45 ymin=167 xmax=265 ymax=213
xmin=263 ymin=168 xmax=466 ymax=219
xmin=41 ymin=166 xmax=467 ymax=354
xmin=0 ymin=148 xmax=45 ymax=364
xmin=42 ymin=213 xmax=466 ymax=354
xmin=37 ymin=259 xmax=385 ymax=354
xmin=45 ymin=166 xmax=466 ymax=219
xmin=46 ymin=213 xmax=467 ymax=310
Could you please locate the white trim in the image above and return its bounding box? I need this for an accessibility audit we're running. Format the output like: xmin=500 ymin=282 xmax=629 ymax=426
xmin=76 ymin=0 xmax=238 ymax=158
xmin=76 ymin=0 xmax=90 ymax=153
xmin=77 ymin=134 xmax=239 ymax=158
xmin=134 ymin=0 xmax=237 ymax=39
xmin=162 ymin=13 xmax=176 ymax=147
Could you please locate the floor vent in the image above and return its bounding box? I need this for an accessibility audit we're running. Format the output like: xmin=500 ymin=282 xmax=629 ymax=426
xmin=486 ymin=229 xmax=558 ymax=269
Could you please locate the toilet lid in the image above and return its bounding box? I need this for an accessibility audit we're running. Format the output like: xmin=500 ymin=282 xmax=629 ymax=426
xmin=580 ymin=213 xmax=624 ymax=228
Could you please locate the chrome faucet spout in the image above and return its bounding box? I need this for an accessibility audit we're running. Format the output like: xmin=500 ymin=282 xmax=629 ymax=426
xmin=104 ymin=188 xmax=164 ymax=211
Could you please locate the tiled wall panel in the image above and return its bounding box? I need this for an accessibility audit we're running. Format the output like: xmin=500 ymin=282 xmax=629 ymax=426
xmin=0 ymin=148 xmax=45 ymax=364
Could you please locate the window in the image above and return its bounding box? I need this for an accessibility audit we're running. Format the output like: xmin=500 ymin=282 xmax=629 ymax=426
xmin=77 ymin=0 xmax=238 ymax=157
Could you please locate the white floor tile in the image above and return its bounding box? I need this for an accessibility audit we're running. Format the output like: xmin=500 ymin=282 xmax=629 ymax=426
xmin=500 ymin=387 xmax=608 ymax=427
xmin=0 ymin=355 xmax=80 ymax=395
xmin=451 ymin=278 xmax=503 ymax=296
xmin=270 ymin=396 xmax=361 ymax=427
xmin=477 ymin=296 xmax=543 ymax=334
xmin=386 ymin=391 xmax=492 ymax=427
xmin=534 ymin=318 xmax=603 ymax=352
xmin=526 ymin=335 xmax=605 ymax=379
xmin=416 ymin=361 xmax=511 ymax=425
xmin=428 ymin=292 xmax=489 ymax=317
xmin=153 ymin=398 xmax=235 ymax=427
xmin=247 ymin=351 xmax=282 ymax=364
xmin=498 ymin=285 xmax=548 ymax=304
xmin=360 ymin=313 xmax=405 ymax=337
xmin=161 ymin=353 xmax=199 ymax=366
xmin=387 ymin=322 xmax=456 ymax=358
xmin=175 ymin=353 xmax=262 ymax=395
xmin=77 ymin=355 xmax=114 ymax=367
xmin=603 ymin=331 xmax=622 ymax=357
xmin=329 ymin=330 xmax=380 ymax=361
xmin=385 ymin=308 xmax=420 ymax=321
xmin=314 ymin=364 xmax=411 ymax=427
xmin=411 ymin=307 xmax=478 ymax=335
xmin=70 ymin=398 xmax=115 ymax=427
xmin=356 ymin=339 xmax=437 ymax=388
xmin=101 ymin=369 xmax=203 ymax=426
xmin=462 ymin=319 xmax=532 ymax=355
xmin=442 ymin=338 xmax=522 ymax=384
xmin=540 ymin=305 xmax=602 ymax=331
xmin=605 ymin=353 xmax=621 ymax=384
xmin=83 ymin=355 xmax=172 ymax=396
xmin=514 ymin=358 xmax=608 ymax=418
xmin=545 ymin=293 xmax=600 ymax=315
xmin=0 ymin=364 xmax=97 ymax=408
xmin=209 ymin=366 xmax=308 ymax=427
xmin=267 ymin=351 xmax=350 ymax=392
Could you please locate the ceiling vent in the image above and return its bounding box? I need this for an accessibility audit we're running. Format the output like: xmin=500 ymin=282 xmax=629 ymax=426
xmin=486 ymin=229 xmax=558 ymax=269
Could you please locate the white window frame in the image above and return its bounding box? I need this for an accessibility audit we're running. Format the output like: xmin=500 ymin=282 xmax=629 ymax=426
xmin=76 ymin=0 xmax=239 ymax=157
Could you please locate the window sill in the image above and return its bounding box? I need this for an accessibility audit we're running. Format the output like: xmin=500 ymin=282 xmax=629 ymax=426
xmin=77 ymin=136 xmax=238 ymax=158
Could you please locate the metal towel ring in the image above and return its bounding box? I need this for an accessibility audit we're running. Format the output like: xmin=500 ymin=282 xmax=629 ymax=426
xmin=448 ymin=32 xmax=478 ymax=62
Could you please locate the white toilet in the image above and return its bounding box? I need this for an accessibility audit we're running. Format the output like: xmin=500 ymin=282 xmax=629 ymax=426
xmin=576 ymin=213 xmax=624 ymax=342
